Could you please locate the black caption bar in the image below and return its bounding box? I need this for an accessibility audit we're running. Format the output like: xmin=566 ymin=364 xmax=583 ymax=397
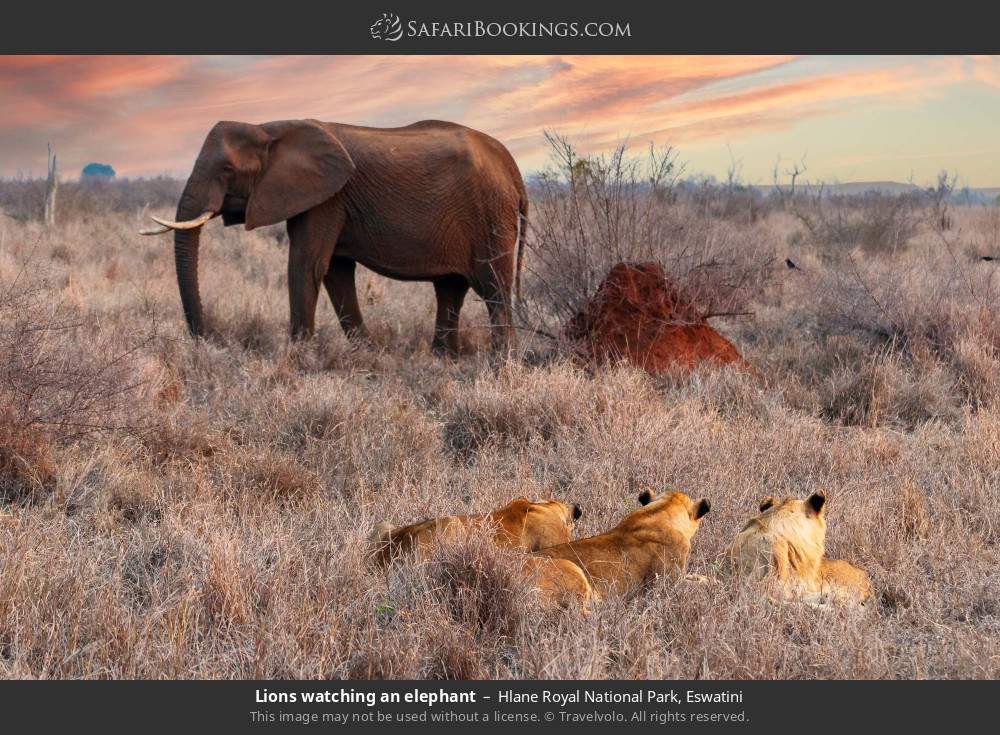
xmin=1 ymin=0 xmax=999 ymax=53
xmin=0 ymin=680 xmax=995 ymax=732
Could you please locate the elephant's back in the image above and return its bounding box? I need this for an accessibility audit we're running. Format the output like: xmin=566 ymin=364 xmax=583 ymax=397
xmin=334 ymin=121 xmax=523 ymax=187
xmin=393 ymin=120 xmax=516 ymax=163
xmin=336 ymin=119 xmax=487 ymax=138
xmin=332 ymin=119 xmax=479 ymax=148
xmin=336 ymin=123 xmax=525 ymax=229
xmin=416 ymin=123 xmax=526 ymax=207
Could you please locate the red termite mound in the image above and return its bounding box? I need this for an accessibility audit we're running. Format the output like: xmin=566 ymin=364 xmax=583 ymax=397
xmin=563 ymin=262 xmax=747 ymax=374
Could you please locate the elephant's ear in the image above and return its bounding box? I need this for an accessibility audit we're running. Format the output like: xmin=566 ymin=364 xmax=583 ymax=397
xmin=246 ymin=120 xmax=355 ymax=230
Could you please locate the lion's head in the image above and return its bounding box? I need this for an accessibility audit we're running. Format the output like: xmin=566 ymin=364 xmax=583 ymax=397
xmin=494 ymin=497 xmax=582 ymax=551
xmin=729 ymin=491 xmax=828 ymax=594
xmin=625 ymin=489 xmax=711 ymax=541
xmin=368 ymin=496 xmax=582 ymax=567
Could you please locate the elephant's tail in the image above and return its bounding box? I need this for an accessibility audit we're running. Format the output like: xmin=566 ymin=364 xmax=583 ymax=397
xmin=515 ymin=195 xmax=528 ymax=306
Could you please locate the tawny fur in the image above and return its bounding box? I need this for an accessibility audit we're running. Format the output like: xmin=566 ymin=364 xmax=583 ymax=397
xmin=534 ymin=490 xmax=710 ymax=600
xmin=729 ymin=492 xmax=871 ymax=607
xmin=367 ymin=497 xmax=580 ymax=567
xmin=523 ymin=556 xmax=594 ymax=609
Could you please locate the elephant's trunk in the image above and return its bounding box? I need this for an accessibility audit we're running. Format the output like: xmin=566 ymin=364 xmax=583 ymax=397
xmin=174 ymin=188 xmax=206 ymax=337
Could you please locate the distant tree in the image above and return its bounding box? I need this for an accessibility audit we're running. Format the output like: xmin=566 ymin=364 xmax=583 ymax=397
xmin=81 ymin=163 xmax=116 ymax=180
xmin=570 ymin=157 xmax=595 ymax=184
xmin=44 ymin=143 xmax=57 ymax=227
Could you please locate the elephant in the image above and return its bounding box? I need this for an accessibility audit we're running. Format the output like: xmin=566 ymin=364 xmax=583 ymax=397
xmin=139 ymin=119 xmax=528 ymax=356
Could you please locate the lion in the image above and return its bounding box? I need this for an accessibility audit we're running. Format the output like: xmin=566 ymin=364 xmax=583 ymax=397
xmin=367 ymin=497 xmax=582 ymax=568
xmin=523 ymin=556 xmax=595 ymax=608
xmin=729 ymin=491 xmax=872 ymax=607
xmin=533 ymin=490 xmax=711 ymax=600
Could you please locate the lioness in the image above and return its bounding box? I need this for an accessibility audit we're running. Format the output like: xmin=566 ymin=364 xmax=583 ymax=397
xmin=368 ymin=497 xmax=582 ymax=568
xmin=523 ymin=556 xmax=595 ymax=608
xmin=729 ymin=491 xmax=872 ymax=607
xmin=534 ymin=490 xmax=711 ymax=599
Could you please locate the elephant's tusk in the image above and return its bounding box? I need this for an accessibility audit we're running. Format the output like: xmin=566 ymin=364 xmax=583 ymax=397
xmin=138 ymin=224 xmax=171 ymax=235
xmin=147 ymin=210 xmax=216 ymax=231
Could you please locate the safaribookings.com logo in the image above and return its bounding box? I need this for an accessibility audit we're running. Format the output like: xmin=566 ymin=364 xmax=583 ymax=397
xmin=370 ymin=13 xmax=631 ymax=42
xmin=370 ymin=13 xmax=404 ymax=41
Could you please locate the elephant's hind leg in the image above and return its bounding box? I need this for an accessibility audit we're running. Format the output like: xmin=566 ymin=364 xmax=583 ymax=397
xmin=482 ymin=288 xmax=515 ymax=359
xmin=432 ymin=274 xmax=469 ymax=356
xmin=473 ymin=259 xmax=517 ymax=360
xmin=324 ymin=256 xmax=371 ymax=345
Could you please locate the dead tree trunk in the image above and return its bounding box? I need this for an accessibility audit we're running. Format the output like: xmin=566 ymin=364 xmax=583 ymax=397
xmin=44 ymin=143 xmax=58 ymax=226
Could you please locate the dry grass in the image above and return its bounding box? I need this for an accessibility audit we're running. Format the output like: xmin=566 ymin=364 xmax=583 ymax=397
xmin=1 ymin=176 xmax=999 ymax=680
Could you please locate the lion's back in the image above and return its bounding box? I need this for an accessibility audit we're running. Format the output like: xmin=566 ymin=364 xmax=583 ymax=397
xmin=367 ymin=515 xmax=465 ymax=567
xmin=524 ymin=557 xmax=593 ymax=608
xmin=820 ymin=558 xmax=872 ymax=605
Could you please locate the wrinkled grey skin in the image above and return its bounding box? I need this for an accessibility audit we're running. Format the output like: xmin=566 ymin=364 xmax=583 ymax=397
xmin=170 ymin=119 xmax=527 ymax=355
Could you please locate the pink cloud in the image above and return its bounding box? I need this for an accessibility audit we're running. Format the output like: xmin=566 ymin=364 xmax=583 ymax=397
xmin=0 ymin=55 xmax=984 ymax=179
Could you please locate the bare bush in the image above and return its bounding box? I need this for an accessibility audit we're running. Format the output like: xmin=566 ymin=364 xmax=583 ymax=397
xmin=793 ymin=188 xmax=922 ymax=257
xmin=521 ymin=134 xmax=774 ymax=342
xmin=0 ymin=265 xmax=146 ymax=504
xmin=785 ymin=233 xmax=1000 ymax=381
xmin=925 ymin=171 xmax=957 ymax=232
xmin=0 ymin=416 xmax=56 ymax=503
xmin=685 ymin=176 xmax=767 ymax=224
xmin=0 ymin=267 xmax=145 ymax=441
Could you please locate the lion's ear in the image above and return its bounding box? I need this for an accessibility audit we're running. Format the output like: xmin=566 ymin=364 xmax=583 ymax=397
xmin=572 ymin=504 xmax=583 ymax=521
xmin=806 ymin=491 xmax=827 ymax=516
xmin=758 ymin=496 xmax=775 ymax=513
xmin=694 ymin=499 xmax=711 ymax=519
xmin=638 ymin=490 xmax=654 ymax=506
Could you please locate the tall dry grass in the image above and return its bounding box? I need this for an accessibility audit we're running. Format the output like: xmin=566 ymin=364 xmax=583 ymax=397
xmin=0 ymin=168 xmax=999 ymax=679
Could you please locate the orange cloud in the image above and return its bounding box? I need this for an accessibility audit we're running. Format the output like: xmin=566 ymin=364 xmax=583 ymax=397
xmin=630 ymin=57 xmax=964 ymax=142
xmin=0 ymin=55 xmax=987 ymax=179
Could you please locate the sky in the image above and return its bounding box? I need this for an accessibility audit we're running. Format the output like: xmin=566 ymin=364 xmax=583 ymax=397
xmin=1 ymin=55 xmax=999 ymax=187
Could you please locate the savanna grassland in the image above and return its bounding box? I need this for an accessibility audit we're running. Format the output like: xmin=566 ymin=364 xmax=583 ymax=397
xmin=1 ymin=157 xmax=1000 ymax=679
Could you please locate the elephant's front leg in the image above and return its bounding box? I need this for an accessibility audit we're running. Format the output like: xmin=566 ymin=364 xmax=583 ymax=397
xmin=286 ymin=204 xmax=344 ymax=340
xmin=323 ymin=256 xmax=371 ymax=345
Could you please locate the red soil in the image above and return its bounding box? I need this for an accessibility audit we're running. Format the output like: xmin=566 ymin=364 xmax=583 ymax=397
xmin=563 ymin=262 xmax=747 ymax=374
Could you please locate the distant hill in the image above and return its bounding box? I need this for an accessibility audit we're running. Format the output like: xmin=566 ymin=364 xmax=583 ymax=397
xmin=752 ymin=181 xmax=1000 ymax=203
xmin=752 ymin=181 xmax=918 ymax=195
